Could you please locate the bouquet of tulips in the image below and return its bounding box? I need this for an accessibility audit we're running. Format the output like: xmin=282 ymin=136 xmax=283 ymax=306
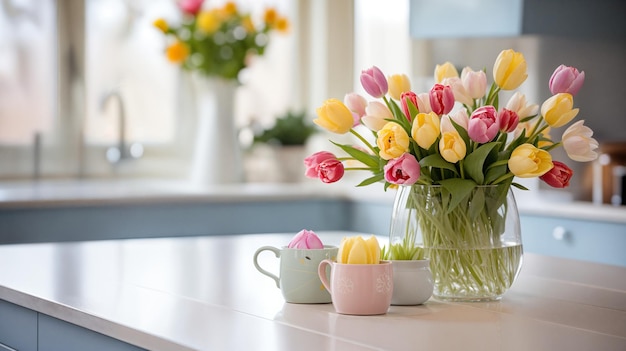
xmin=153 ymin=0 xmax=289 ymax=81
xmin=304 ymin=48 xmax=597 ymax=198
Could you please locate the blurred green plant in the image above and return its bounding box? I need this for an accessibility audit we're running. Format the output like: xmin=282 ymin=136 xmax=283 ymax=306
xmin=254 ymin=110 xmax=317 ymax=146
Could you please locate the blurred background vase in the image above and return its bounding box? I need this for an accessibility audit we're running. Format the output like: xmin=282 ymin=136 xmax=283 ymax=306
xmin=189 ymin=74 xmax=244 ymax=185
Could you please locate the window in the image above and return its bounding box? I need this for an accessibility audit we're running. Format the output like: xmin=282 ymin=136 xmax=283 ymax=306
xmin=0 ymin=0 xmax=295 ymax=180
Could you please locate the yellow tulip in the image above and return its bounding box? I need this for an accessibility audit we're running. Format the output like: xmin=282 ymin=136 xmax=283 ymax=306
xmin=508 ymin=143 xmax=553 ymax=178
xmin=153 ymin=18 xmax=168 ymax=33
xmin=166 ymin=40 xmax=189 ymax=63
xmin=222 ymin=2 xmax=238 ymax=16
xmin=337 ymin=236 xmax=381 ymax=264
xmin=434 ymin=61 xmax=458 ymax=84
xmin=411 ymin=112 xmax=440 ymax=149
xmin=493 ymin=49 xmax=528 ymax=90
xmin=439 ymin=131 xmax=466 ymax=163
xmin=377 ymin=122 xmax=410 ymax=160
xmin=241 ymin=15 xmax=255 ymax=33
xmin=197 ymin=10 xmax=221 ymax=34
xmin=264 ymin=8 xmax=278 ymax=26
xmin=275 ymin=17 xmax=290 ymax=33
xmin=541 ymin=93 xmax=579 ymax=128
xmin=314 ymin=99 xmax=354 ymax=134
xmin=387 ymin=74 xmax=411 ymax=100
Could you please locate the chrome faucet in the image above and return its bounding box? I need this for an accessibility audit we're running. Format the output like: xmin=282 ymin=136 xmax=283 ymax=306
xmin=100 ymin=90 xmax=143 ymax=164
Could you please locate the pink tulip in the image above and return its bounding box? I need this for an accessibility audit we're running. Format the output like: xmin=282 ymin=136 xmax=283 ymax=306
xmin=440 ymin=109 xmax=469 ymax=134
xmin=498 ymin=108 xmax=519 ymax=133
xmin=549 ymin=65 xmax=585 ymax=96
xmin=401 ymin=91 xmax=419 ymax=121
xmin=429 ymin=84 xmax=455 ymax=115
xmin=540 ymin=161 xmax=573 ymax=188
xmin=304 ymin=151 xmax=336 ymax=178
xmin=317 ymin=158 xmax=345 ymax=183
xmin=344 ymin=93 xmax=367 ymax=118
xmin=415 ymin=93 xmax=432 ymax=113
xmin=360 ymin=66 xmax=388 ymax=98
xmin=344 ymin=93 xmax=367 ymax=127
xmin=468 ymin=106 xmax=499 ymax=143
xmin=362 ymin=101 xmax=393 ymax=131
xmin=383 ymin=153 xmax=420 ymax=185
xmin=287 ymin=229 xmax=324 ymax=249
xmin=461 ymin=67 xmax=487 ymax=99
xmin=179 ymin=0 xmax=204 ymax=15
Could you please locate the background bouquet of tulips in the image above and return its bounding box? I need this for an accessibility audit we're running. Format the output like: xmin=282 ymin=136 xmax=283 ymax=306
xmin=304 ymin=48 xmax=598 ymax=300
xmin=154 ymin=0 xmax=289 ymax=81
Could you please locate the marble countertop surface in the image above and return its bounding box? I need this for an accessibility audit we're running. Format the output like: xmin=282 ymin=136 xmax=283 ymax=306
xmin=1 ymin=231 xmax=625 ymax=351
xmin=0 ymin=179 xmax=624 ymax=223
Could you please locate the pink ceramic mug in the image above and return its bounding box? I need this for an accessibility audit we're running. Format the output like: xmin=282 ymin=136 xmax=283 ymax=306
xmin=317 ymin=259 xmax=393 ymax=315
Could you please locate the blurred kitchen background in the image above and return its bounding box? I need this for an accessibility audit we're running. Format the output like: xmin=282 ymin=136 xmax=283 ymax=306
xmin=1 ymin=0 xmax=625 ymax=205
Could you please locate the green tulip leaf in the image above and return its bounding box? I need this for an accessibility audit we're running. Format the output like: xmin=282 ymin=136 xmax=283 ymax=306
xmin=468 ymin=186 xmax=486 ymax=220
xmin=357 ymin=173 xmax=384 ymax=187
xmin=406 ymin=99 xmax=419 ymax=119
xmin=388 ymin=98 xmax=405 ymax=120
xmin=485 ymin=164 xmax=508 ymax=184
xmin=420 ymin=154 xmax=458 ymax=174
xmin=519 ymin=114 xmax=538 ymax=123
xmin=511 ymin=182 xmax=529 ymax=191
xmin=450 ymin=119 xmax=471 ymax=149
xmin=439 ymin=178 xmax=477 ymax=213
xmin=463 ymin=142 xmax=500 ymax=184
xmin=331 ymin=141 xmax=379 ymax=168
xmin=506 ymin=129 xmax=530 ymax=152
xmin=387 ymin=99 xmax=412 ymax=132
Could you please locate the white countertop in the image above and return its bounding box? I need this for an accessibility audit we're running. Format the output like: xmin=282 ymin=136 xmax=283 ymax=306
xmin=1 ymin=232 xmax=625 ymax=351
xmin=0 ymin=179 xmax=625 ymax=224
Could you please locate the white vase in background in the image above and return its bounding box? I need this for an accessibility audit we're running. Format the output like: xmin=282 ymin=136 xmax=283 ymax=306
xmin=272 ymin=145 xmax=308 ymax=183
xmin=189 ymin=74 xmax=244 ymax=185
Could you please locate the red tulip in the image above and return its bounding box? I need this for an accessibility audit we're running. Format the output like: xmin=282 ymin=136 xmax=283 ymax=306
xmin=540 ymin=161 xmax=573 ymax=188
xmin=179 ymin=0 xmax=204 ymax=15
xmin=317 ymin=159 xmax=345 ymax=183
xmin=401 ymin=91 xmax=419 ymax=121
xmin=429 ymin=84 xmax=455 ymax=115
xmin=498 ymin=108 xmax=519 ymax=133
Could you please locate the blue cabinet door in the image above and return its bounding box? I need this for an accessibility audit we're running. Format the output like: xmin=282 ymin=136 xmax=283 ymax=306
xmin=520 ymin=215 xmax=626 ymax=267
xmin=0 ymin=300 xmax=37 ymax=351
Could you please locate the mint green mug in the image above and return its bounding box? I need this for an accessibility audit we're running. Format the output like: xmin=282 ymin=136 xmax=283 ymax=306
xmin=253 ymin=245 xmax=338 ymax=303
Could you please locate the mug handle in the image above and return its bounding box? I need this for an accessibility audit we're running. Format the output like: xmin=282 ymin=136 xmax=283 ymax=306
xmin=253 ymin=246 xmax=281 ymax=288
xmin=318 ymin=259 xmax=333 ymax=294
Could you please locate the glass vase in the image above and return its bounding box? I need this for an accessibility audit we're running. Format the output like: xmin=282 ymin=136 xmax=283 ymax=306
xmin=389 ymin=184 xmax=523 ymax=302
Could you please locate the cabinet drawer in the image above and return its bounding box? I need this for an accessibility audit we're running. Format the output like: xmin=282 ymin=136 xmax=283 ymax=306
xmin=0 ymin=300 xmax=37 ymax=351
xmin=38 ymin=314 xmax=146 ymax=351
xmin=520 ymin=215 xmax=626 ymax=267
